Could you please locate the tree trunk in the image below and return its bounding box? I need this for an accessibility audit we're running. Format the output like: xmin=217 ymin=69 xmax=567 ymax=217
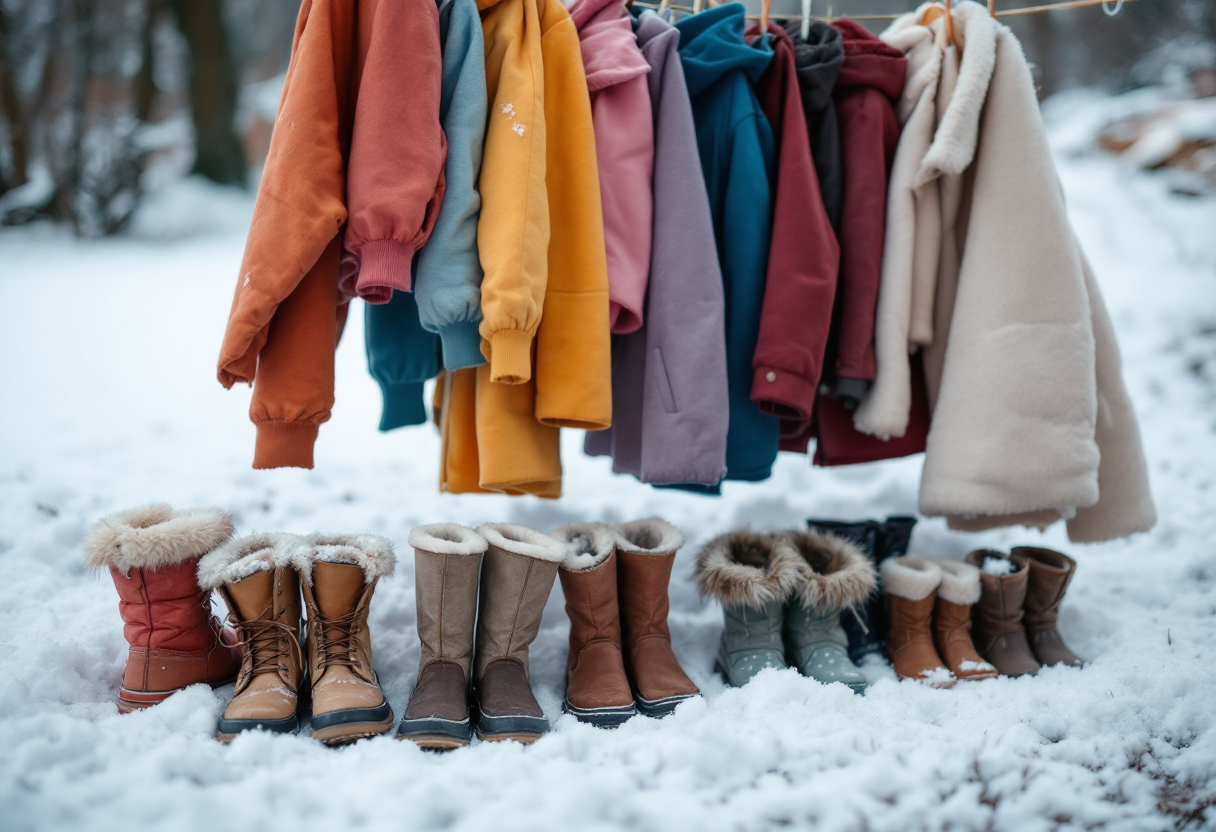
xmin=171 ymin=0 xmax=245 ymax=186
xmin=0 ymin=4 xmax=30 ymax=194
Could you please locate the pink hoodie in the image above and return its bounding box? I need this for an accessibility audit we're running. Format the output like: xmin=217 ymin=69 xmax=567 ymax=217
xmin=570 ymin=0 xmax=653 ymax=334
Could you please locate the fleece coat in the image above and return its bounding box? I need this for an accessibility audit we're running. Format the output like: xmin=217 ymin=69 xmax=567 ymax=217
xmin=747 ymin=23 xmax=839 ymax=425
xmin=216 ymin=0 xmax=355 ymax=470
xmin=675 ymin=3 xmax=779 ymax=484
xmin=880 ymin=4 xmax=1156 ymax=542
xmin=583 ymin=10 xmax=729 ymax=486
xmin=570 ymin=0 xmax=654 ymax=335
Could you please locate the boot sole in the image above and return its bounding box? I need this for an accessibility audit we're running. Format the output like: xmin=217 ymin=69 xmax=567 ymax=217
xmin=396 ymin=716 xmax=471 ymax=750
xmin=216 ymin=713 xmax=299 ymax=744
xmin=117 ymin=674 xmax=238 ymax=714
xmin=474 ymin=712 xmax=549 ymax=744
xmin=562 ymin=699 xmax=637 ymax=728
xmin=309 ymin=701 xmax=394 ymax=746
xmin=634 ymin=692 xmax=698 ymax=718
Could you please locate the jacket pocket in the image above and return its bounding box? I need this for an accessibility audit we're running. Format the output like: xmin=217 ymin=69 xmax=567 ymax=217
xmin=651 ymin=348 xmax=678 ymax=414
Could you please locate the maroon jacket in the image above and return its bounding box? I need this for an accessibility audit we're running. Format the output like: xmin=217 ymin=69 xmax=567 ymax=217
xmin=747 ymin=23 xmax=839 ymax=422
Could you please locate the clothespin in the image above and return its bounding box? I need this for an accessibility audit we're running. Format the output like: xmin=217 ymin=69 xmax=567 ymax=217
xmin=801 ymin=0 xmax=812 ymax=40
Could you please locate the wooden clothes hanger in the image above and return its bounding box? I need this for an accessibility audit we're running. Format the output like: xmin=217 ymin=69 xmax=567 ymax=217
xmin=760 ymin=0 xmax=771 ymax=30
xmin=920 ymin=0 xmax=958 ymax=48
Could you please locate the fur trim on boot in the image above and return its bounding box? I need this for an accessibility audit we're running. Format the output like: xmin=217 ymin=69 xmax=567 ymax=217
xmin=782 ymin=530 xmax=878 ymax=613
xmin=196 ymin=532 xmax=300 ymax=590
xmin=611 ymin=518 xmax=684 ymax=555
xmin=695 ymin=530 xmax=803 ymax=610
xmin=83 ymin=504 xmax=235 ymax=575
xmin=551 ymin=523 xmax=616 ymax=572
xmin=929 ymin=558 xmax=982 ymax=605
xmin=293 ymin=533 xmax=396 ymax=583
xmin=475 ymin=524 xmax=568 ymax=563
xmin=881 ymin=557 xmax=943 ymax=601
xmin=408 ymin=524 xmax=487 ymax=556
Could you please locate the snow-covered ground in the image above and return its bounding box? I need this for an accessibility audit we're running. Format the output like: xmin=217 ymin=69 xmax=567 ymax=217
xmin=1 ymin=91 xmax=1215 ymax=832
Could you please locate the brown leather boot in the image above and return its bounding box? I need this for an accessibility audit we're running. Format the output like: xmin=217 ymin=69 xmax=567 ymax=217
xmin=964 ymin=550 xmax=1041 ymax=677
xmin=1014 ymin=546 xmax=1084 ymax=668
xmin=297 ymin=534 xmax=396 ymax=745
xmin=612 ymin=519 xmax=700 ymax=717
xmin=927 ymin=558 xmax=997 ymax=682
xmin=553 ymin=524 xmax=636 ymax=728
xmin=198 ymin=533 xmax=306 ymax=741
xmin=473 ymin=524 xmax=565 ymax=743
xmin=398 ymin=524 xmax=487 ymax=749
xmin=84 ymin=504 xmax=241 ymax=713
xmin=881 ymin=558 xmax=955 ymax=688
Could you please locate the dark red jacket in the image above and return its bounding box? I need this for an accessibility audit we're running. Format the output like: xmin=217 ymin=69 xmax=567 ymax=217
xmin=747 ymin=23 xmax=840 ymax=423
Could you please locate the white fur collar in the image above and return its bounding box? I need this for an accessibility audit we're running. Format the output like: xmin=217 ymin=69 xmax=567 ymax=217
xmin=83 ymin=504 xmax=234 ymax=575
xmin=196 ymin=532 xmax=300 ymax=589
xmin=293 ymin=532 xmax=396 ymax=583
xmin=551 ymin=523 xmax=615 ymax=572
xmin=408 ymin=524 xmax=487 ymax=557
xmin=476 ymin=524 xmax=568 ymax=563
xmin=611 ymin=518 xmax=684 ymax=555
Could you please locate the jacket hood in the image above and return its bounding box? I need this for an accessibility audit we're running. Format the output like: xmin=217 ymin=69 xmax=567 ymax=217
xmin=571 ymin=0 xmax=650 ymax=91
xmin=833 ymin=18 xmax=906 ymax=102
xmin=676 ymin=3 xmax=773 ymax=98
xmin=781 ymin=20 xmax=844 ymax=111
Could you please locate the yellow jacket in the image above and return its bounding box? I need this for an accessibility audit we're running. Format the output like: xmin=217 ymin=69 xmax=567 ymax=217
xmin=440 ymin=0 xmax=611 ymax=497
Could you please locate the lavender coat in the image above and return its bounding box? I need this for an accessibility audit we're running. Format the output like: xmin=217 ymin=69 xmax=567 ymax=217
xmin=585 ymin=11 xmax=729 ymax=486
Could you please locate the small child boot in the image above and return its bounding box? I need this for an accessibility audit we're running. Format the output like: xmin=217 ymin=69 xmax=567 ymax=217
xmin=965 ymin=550 xmax=1041 ymax=677
xmin=197 ymin=533 xmax=306 ymax=741
xmin=781 ymin=530 xmax=876 ymax=693
xmin=84 ymin=504 xmax=241 ymax=712
xmin=926 ymin=558 xmax=997 ymax=682
xmin=881 ymin=557 xmax=955 ymax=688
xmin=398 ymin=524 xmax=487 ymax=749
xmin=695 ymin=531 xmax=803 ymax=687
xmin=553 ymin=524 xmax=636 ymax=728
xmin=1014 ymin=546 xmax=1084 ymax=668
xmin=296 ymin=534 xmax=397 ymax=745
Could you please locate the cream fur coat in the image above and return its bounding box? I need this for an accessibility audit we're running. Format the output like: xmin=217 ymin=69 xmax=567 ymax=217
xmin=858 ymin=1 xmax=1154 ymax=543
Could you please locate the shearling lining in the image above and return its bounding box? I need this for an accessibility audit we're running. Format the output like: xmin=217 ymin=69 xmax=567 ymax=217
xmin=293 ymin=532 xmax=397 ymax=583
xmin=83 ymin=504 xmax=235 ymax=575
xmin=881 ymin=556 xmax=943 ymax=601
xmin=550 ymin=523 xmax=615 ymax=572
xmin=476 ymin=523 xmax=568 ymax=563
xmin=694 ymin=530 xmax=803 ymax=610
xmin=783 ymin=530 xmax=878 ymax=613
xmin=611 ymin=518 xmax=684 ymax=555
xmin=196 ymin=532 xmax=299 ymax=589
xmin=408 ymin=524 xmax=487 ymax=556
xmin=930 ymin=557 xmax=982 ymax=605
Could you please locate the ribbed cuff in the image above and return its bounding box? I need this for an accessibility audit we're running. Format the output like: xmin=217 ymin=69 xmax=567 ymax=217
xmin=253 ymin=421 xmax=319 ymax=470
xmin=440 ymin=322 xmax=486 ymax=370
xmin=355 ymin=239 xmax=418 ymax=304
xmin=831 ymin=376 xmax=871 ymax=409
xmin=488 ymin=329 xmax=534 ymax=384
xmin=378 ymin=382 xmax=428 ymax=431
xmin=752 ymin=366 xmax=818 ymax=422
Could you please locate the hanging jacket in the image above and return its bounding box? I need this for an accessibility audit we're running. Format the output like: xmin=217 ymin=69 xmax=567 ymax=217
xmin=570 ymin=0 xmax=654 ymax=335
xmin=439 ymin=0 xmax=611 ymax=496
xmin=675 ymin=3 xmax=778 ymax=483
xmin=584 ymin=10 xmax=729 ymax=486
xmin=216 ymin=0 xmax=355 ymax=470
xmin=747 ymin=22 xmax=839 ymax=425
xmin=339 ymin=1 xmax=447 ymax=305
xmin=825 ymin=19 xmax=905 ymax=406
xmin=415 ymin=0 xmax=489 ymax=371
xmin=782 ymin=20 xmax=845 ymax=233
xmin=364 ymin=291 xmax=440 ymax=430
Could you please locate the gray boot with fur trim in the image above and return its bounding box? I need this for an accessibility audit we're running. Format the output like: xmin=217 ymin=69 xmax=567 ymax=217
xmin=695 ymin=531 xmax=803 ymax=687
xmin=780 ymin=531 xmax=877 ymax=693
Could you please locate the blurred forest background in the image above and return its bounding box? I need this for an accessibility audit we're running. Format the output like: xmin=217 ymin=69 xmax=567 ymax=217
xmin=0 ymin=0 xmax=1212 ymax=236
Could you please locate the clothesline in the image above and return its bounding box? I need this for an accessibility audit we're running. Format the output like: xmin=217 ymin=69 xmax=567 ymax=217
xmin=628 ymin=0 xmax=1139 ymax=22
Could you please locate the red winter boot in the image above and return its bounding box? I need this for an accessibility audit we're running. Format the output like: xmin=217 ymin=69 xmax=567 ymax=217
xmin=84 ymin=504 xmax=243 ymax=712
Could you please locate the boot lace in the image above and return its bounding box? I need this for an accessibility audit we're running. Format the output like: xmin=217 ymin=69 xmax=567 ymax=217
xmin=231 ymin=609 xmax=303 ymax=677
xmin=312 ymin=607 xmax=363 ymax=672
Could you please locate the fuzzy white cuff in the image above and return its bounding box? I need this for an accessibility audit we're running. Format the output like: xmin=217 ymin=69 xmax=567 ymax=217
xmin=476 ymin=524 xmax=567 ymax=563
xmin=881 ymin=556 xmax=943 ymax=601
xmin=551 ymin=523 xmax=615 ymax=572
xmin=196 ymin=532 xmax=299 ymax=589
xmin=83 ymin=503 xmax=234 ymax=575
xmin=611 ymin=518 xmax=684 ymax=555
xmin=694 ymin=530 xmax=803 ymax=610
xmin=928 ymin=557 xmax=982 ymax=605
xmin=293 ymin=532 xmax=396 ymax=583
xmin=408 ymin=524 xmax=487 ymax=556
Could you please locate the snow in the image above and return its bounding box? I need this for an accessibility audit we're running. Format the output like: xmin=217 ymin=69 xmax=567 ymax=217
xmin=2 ymin=90 xmax=1216 ymax=832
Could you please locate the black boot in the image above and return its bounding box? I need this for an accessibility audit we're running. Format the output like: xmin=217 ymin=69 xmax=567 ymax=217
xmin=805 ymin=519 xmax=882 ymax=663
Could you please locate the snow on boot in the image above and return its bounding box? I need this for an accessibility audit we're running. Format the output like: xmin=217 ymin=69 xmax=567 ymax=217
xmin=926 ymin=558 xmax=997 ymax=682
xmin=296 ymin=534 xmax=396 ymax=745
xmin=965 ymin=550 xmax=1042 ymax=677
xmin=806 ymin=518 xmax=884 ymax=663
xmin=781 ymin=530 xmax=876 ymax=693
xmin=398 ymin=524 xmax=487 ymax=749
xmin=472 ymin=524 xmax=566 ymax=744
xmin=198 ymin=533 xmax=306 ymax=741
xmin=1013 ymin=546 xmax=1085 ymax=668
xmin=612 ymin=519 xmax=700 ymax=717
xmin=696 ymin=530 xmax=803 ymax=688
xmin=83 ymin=504 xmax=241 ymax=713
xmin=881 ymin=557 xmax=955 ymax=688
xmin=553 ymin=524 xmax=637 ymax=728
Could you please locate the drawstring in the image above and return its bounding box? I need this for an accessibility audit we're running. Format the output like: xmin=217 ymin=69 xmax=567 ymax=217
xmin=849 ymin=606 xmax=870 ymax=635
